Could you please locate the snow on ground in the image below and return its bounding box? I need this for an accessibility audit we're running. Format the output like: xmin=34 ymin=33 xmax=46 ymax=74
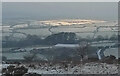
xmin=104 ymin=48 xmax=119 ymax=59
xmin=1 ymin=62 xmax=119 ymax=74
xmin=25 ymin=62 xmax=118 ymax=74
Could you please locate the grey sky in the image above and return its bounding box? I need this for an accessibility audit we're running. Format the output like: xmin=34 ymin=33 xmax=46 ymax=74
xmin=3 ymin=2 xmax=118 ymax=21
xmin=2 ymin=0 xmax=119 ymax=2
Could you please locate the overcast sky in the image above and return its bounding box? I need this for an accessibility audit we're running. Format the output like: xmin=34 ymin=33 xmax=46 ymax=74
xmin=2 ymin=2 xmax=118 ymax=21
xmin=2 ymin=0 xmax=119 ymax=2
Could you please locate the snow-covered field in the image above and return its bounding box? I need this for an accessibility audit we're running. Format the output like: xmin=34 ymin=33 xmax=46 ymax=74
xmin=1 ymin=62 xmax=119 ymax=74
xmin=2 ymin=20 xmax=118 ymax=38
xmin=28 ymin=63 xmax=119 ymax=74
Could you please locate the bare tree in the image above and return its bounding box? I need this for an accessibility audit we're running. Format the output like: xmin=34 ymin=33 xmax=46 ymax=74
xmin=77 ymin=41 xmax=89 ymax=61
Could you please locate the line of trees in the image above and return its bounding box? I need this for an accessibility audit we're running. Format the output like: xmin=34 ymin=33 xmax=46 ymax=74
xmin=2 ymin=32 xmax=119 ymax=48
